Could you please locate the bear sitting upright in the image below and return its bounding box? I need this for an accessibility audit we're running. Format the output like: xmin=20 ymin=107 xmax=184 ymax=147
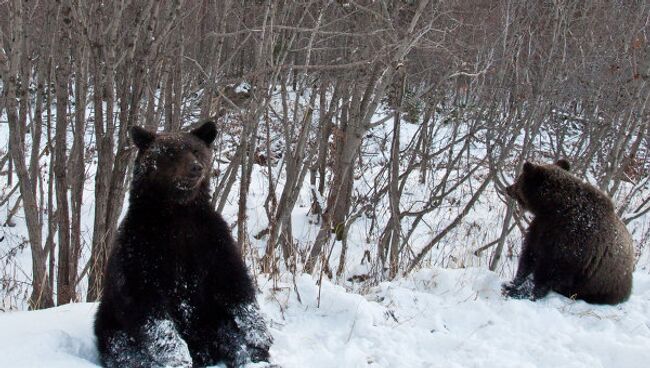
xmin=94 ymin=121 xmax=272 ymax=368
xmin=502 ymin=159 xmax=635 ymax=305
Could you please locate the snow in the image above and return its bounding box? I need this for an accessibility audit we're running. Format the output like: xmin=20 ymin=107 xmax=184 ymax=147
xmin=0 ymin=303 xmax=99 ymax=367
xmin=2 ymin=83 xmax=650 ymax=367
xmin=2 ymin=267 xmax=649 ymax=367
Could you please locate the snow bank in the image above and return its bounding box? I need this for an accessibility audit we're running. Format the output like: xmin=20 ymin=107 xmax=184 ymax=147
xmin=264 ymin=268 xmax=650 ymax=368
xmin=0 ymin=303 xmax=99 ymax=367
xmin=2 ymin=268 xmax=649 ymax=367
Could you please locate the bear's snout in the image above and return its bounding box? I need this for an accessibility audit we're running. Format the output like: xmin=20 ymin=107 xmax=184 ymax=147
xmin=189 ymin=161 xmax=204 ymax=179
xmin=505 ymin=184 xmax=525 ymax=207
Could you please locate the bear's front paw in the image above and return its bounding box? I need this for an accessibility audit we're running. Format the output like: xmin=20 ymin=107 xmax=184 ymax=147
xmin=144 ymin=319 xmax=193 ymax=368
xmin=502 ymin=276 xmax=535 ymax=299
xmin=502 ymin=283 xmax=528 ymax=299
xmin=248 ymin=345 xmax=271 ymax=364
xmin=530 ymin=284 xmax=551 ymax=301
xmin=233 ymin=303 xmax=273 ymax=352
xmin=501 ymin=281 xmax=517 ymax=295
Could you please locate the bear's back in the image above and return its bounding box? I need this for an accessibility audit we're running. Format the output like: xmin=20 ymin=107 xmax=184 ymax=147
xmin=535 ymin=172 xmax=634 ymax=304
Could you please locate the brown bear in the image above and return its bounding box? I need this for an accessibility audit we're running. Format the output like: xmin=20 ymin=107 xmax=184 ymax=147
xmin=94 ymin=121 xmax=272 ymax=367
xmin=502 ymin=159 xmax=635 ymax=304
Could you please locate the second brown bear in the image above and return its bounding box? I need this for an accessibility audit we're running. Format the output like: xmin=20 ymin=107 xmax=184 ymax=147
xmin=502 ymin=160 xmax=635 ymax=304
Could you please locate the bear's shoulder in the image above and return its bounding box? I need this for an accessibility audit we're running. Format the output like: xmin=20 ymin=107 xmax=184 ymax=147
xmin=524 ymin=163 xmax=614 ymax=215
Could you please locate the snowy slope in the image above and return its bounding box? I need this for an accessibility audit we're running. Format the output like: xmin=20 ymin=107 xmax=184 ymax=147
xmin=2 ymin=90 xmax=650 ymax=367
xmin=1 ymin=267 xmax=649 ymax=368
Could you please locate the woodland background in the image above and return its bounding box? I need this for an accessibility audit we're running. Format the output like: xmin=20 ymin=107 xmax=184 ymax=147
xmin=0 ymin=0 xmax=649 ymax=311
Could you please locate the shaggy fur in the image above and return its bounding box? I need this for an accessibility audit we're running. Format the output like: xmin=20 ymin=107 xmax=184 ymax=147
xmin=94 ymin=121 xmax=272 ymax=367
xmin=502 ymin=160 xmax=635 ymax=305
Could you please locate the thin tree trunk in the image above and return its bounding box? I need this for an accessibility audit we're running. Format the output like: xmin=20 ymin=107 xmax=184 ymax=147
xmin=1 ymin=0 xmax=54 ymax=309
xmin=54 ymin=0 xmax=74 ymax=305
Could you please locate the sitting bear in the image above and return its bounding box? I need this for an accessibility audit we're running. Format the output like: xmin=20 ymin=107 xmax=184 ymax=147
xmin=502 ymin=159 xmax=635 ymax=305
xmin=94 ymin=121 xmax=272 ymax=367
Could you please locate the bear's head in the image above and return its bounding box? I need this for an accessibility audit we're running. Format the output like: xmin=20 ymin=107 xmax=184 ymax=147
xmin=129 ymin=121 xmax=217 ymax=204
xmin=505 ymin=159 xmax=573 ymax=215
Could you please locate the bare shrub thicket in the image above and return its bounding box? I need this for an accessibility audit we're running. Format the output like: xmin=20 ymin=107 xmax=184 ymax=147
xmin=0 ymin=0 xmax=648 ymax=309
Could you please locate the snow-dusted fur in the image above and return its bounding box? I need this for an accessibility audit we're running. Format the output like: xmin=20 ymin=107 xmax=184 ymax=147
xmin=503 ymin=160 xmax=635 ymax=304
xmin=94 ymin=121 xmax=272 ymax=367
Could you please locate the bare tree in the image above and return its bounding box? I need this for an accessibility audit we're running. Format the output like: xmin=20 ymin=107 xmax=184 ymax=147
xmin=1 ymin=0 xmax=648 ymax=309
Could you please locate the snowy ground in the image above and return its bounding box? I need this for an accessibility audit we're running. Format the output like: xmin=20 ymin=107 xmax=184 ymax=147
xmin=2 ymin=91 xmax=650 ymax=367
xmin=1 ymin=267 xmax=649 ymax=368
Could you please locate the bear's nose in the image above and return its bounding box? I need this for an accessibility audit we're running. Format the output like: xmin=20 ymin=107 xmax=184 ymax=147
xmin=189 ymin=162 xmax=204 ymax=178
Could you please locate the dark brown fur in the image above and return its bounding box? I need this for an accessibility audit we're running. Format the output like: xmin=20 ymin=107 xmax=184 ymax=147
xmin=94 ymin=121 xmax=272 ymax=368
xmin=503 ymin=160 xmax=635 ymax=304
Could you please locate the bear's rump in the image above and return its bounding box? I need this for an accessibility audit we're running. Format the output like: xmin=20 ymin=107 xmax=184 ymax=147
xmin=556 ymin=237 xmax=633 ymax=304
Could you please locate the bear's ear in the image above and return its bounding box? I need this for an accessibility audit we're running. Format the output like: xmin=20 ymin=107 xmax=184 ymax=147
xmin=555 ymin=159 xmax=570 ymax=171
xmin=522 ymin=161 xmax=538 ymax=174
xmin=130 ymin=126 xmax=156 ymax=150
xmin=191 ymin=120 xmax=217 ymax=146
xmin=522 ymin=161 xmax=547 ymax=187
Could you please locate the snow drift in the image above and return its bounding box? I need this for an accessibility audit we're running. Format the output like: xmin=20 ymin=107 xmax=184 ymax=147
xmin=1 ymin=267 xmax=649 ymax=368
